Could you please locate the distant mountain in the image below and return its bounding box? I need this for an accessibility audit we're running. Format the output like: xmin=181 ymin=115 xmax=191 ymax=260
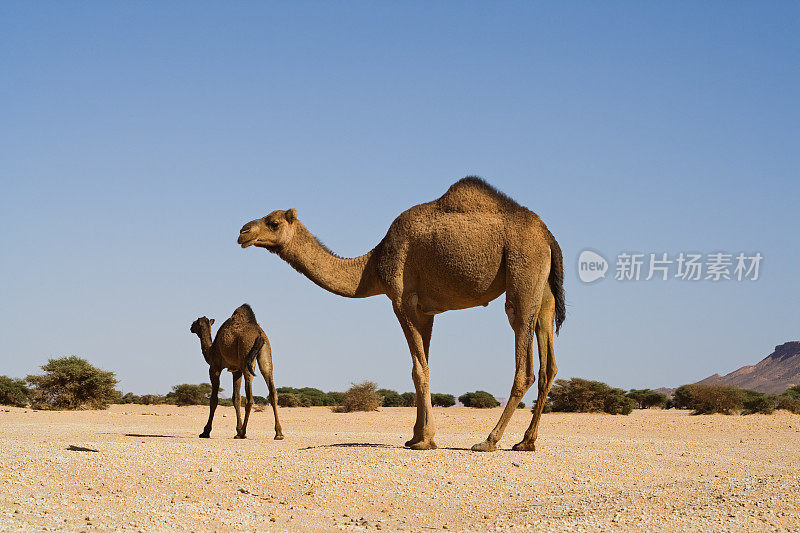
xmin=697 ymin=341 xmax=800 ymax=394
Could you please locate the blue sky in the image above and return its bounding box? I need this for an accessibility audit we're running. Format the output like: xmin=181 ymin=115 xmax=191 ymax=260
xmin=1 ymin=2 xmax=798 ymax=401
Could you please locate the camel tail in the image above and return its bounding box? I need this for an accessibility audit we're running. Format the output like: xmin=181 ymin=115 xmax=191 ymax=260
xmin=246 ymin=336 xmax=265 ymax=376
xmin=546 ymin=229 xmax=566 ymax=335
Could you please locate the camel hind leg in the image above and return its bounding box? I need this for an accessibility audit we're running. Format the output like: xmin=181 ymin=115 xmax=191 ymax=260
xmin=513 ymin=286 xmax=557 ymax=451
xmin=256 ymin=340 xmax=284 ymax=440
xmin=472 ymin=260 xmax=547 ymax=452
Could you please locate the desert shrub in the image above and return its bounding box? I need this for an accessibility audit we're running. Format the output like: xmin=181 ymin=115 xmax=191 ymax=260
xmin=378 ymin=388 xmax=405 ymax=407
xmin=459 ymin=390 xmax=500 ymax=408
xmin=277 ymin=392 xmax=310 ymax=407
xmin=26 ymin=356 xmax=119 ymax=410
xmin=431 ymin=393 xmax=456 ymax=407
xmin=783 ymin=385 xmax=800 ymax=399
xmin=166 ymin=383 xmax=215 ymax=406
xmin=671 ymin=385 xmax=694 ymax=410
xmin=218 ymin=398 xmax=234 ymax=407
xmin=400 ymin=392 xmax=416 ymax=407
xmin=334 ymin=381 xmax=381 ymax=412
xmin=253 ymin=395 xmax=269 ymax=405
xmin=684 ymin=384 xmax=743 ymax=414
xmin=775 ymin=394 xmax=800 ymax=414
xmin=626 ymin=389 xmax=668 ymax=409
xmin=548 ymin=378 xmax=634 ymax=415
xmin=119 ymin=392 xmax=140 ymax=404
xmin=137 ymin=394 xmax=165 ymax=405
xmin=741 ymin=390 xmax=777 ymax=415
xmin=517 ymin=401 xmax=526 ymax=409
xmin=298 ymin=387 xmax=334 ymax=405
xmin=0 ymin=376 xmax=29 ymax=407
xmin=327 ymin=391 xmax=346 ymax=405
xmin=277 ymin=387 xmax=333 ymax=406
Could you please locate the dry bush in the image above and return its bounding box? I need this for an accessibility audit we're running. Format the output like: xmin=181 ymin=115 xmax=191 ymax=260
xmin=548 ymin=378 xmax=634 ymax=415
xmin=334 ymin=381 xmax=381 ymax=412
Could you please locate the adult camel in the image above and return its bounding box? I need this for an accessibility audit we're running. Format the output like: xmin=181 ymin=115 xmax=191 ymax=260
xmin=237 ymin=177 xmax=564 ymax=451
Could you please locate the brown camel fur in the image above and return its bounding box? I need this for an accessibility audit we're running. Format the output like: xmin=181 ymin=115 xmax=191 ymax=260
xmin=238 ymin=177 xmax=565 ymax=451
xmin=189 ymin=304 xmax=284 ymax=440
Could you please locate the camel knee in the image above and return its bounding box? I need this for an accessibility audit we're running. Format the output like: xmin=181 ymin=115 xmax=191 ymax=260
xmin=511 ymin=375 xmax=532 ymax=397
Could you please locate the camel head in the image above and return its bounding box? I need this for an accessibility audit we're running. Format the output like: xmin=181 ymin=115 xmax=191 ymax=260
xmin=189 ymin=317 xmax=214 ymax=336
xmin=238 ymin=209 xmax=297 ymax=251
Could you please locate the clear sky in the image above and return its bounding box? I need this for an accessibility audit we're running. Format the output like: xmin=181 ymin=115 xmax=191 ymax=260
xmin=2 ymin=2 xmax=798 ymax=403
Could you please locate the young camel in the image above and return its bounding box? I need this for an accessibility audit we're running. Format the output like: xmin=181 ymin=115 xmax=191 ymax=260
xmin=237 ymin=177 xmax=564 ymax=451
xmin=189 ymin=304 xmax=284 ymax=440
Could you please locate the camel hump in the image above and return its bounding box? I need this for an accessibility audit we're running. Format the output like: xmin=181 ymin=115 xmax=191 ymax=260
xmin=231 ymin=303 xmax=258 ymax=323
xmin=436 ymin=176 xmax=523 ymax=213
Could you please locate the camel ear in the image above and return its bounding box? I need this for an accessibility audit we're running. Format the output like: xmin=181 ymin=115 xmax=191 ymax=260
xmin=284 ymin=208 xmax=297 ymax=223
xmin=209 ymin=319 xmax=215 ymax=326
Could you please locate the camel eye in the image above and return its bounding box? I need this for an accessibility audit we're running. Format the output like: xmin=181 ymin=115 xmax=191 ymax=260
xmin=269 ymin=221 xmax=280 ymax=230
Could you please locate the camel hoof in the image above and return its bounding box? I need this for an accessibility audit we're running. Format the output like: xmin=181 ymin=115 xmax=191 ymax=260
xmin=405 ymin=437 xmax=422 ymax=447
xmin=512 ymin=441 xmax=536 ymax=451
xmin=199 ymin=432 xmax=210 ymax=439
xmin=274 ymin=434 xmax=284 ymax=440
xmin=408 ymin=440 xmax=437 ymax=450
xmin=234 ymin=434 xmax=246 ymax=439
xmin=471 ymin=440 xmax=497 ymax=452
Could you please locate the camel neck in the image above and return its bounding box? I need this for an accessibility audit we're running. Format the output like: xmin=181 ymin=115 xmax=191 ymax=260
xmin=278 ymin=223 xmax=383 ymax=299
xmin=197 ymin=328 xmax=215 ymax=366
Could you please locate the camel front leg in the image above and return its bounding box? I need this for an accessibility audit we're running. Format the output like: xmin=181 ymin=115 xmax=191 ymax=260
xmin=393 ymin=301 xmax=436 ymax=450
xmin=231 ymin=371 xmax=244 ymax=439
xmin=200 ymin=368 xmax=221 ymax=438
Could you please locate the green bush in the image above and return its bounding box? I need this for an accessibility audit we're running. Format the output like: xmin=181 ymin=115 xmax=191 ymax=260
xmin=517 ymin=401 xmax=526 ymax=409
xmin=672 ymin=384 xmax=744 ymax=414
xmin=741 ymin=390 xmax=777 ymax=415
xmin=0 ymin=376 xmax=30 ymax=407
xmin=378 ymin=388 xmax=405 ymax=407
xmin=334 ymin=381 xmax=381 ymax=412
xmin=783 ymin=385 xmax=800 ymax=400
xmin=671 ymin=385 xmax=694 ymax=410
xmin=165 ymin=383 xmax=215 ymax=406
xmin=775 ymin=394 xmax=800 ymax=414
xmin=548 ymin=378 xmax=634 ymax=415
xmin=119 ymin=392 xmax=140 ymax=404
xmin=431 ymin=393 xmax=456 ymax=407
xmin=277 ymin=386 xmax=336 ymax=406
xmin=327 ymin=391 xmax=346 ymax=406
xmin=26 ymin=356 xmax=119 ymax=410
xmin=277 ymin=392 xmax=310 ymax=407
xmin=626 ymin=389 xmax=668 ymax=409
xmin=400 ymin=392 xmax=416 ymax=407
xmin=137 ymin=394 xmax=165 ymax=405
xmin=459 ymin=391 xmax=500 ymax=408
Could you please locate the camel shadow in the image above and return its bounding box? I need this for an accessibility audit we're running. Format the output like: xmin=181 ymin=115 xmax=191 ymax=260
xmin=300 ymin=442 xmax=475 ymax=451
xmin=124 ymin=433 xmax=179 ymax=438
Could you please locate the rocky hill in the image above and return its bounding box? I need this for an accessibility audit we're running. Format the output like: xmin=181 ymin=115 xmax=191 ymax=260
xmin=697 ymin=341 xmax=800 ymax=394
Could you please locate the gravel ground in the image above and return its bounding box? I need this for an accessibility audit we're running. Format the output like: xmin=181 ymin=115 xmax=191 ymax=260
xmin=1 ymin=405 xmax=798 ymax=532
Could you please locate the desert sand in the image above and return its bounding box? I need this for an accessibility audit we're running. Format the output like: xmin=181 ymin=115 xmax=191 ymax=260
xmin=1 ymin=405 xmax=798 ymax=532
